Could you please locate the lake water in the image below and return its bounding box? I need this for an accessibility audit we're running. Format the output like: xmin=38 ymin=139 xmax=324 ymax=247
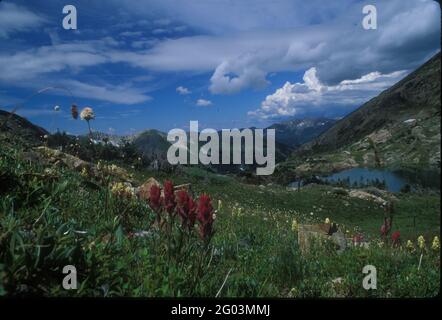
xmin=290 ymin=168 xmax=440 ymax=192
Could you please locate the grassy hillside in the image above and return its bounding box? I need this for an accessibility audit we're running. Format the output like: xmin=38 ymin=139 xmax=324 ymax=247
xmin=0 ymin=110 xmax=48 ymax=146
xmin=0 ymin=128 xmax=439 ymax=297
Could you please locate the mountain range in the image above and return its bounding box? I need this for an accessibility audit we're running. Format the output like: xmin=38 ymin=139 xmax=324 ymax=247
xmin=276 ymin=52 xmax=441 ymax=181
xmin=73 ymin=118 xmax=336 ymax=162
xmin=268 ymin=118 xmax=336 ymax=148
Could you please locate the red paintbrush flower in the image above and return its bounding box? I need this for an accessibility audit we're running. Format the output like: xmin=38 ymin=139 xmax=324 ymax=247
xmin=149 ymin=184 xmax=163 ymax=225
xmin=197 ymin=194 xmax=214 ymax=241
xmin=163 ymin=180 xmax=176 ymax=215
xmin=391 ymin=231 xmax=401 ymax=246
xmin=148 ymin=184 xmax=162 ymax=212
xmin=176 ymin=190 xmax=190 ymax=222
xmin=176 ymin=190 xmax=197 ymax=230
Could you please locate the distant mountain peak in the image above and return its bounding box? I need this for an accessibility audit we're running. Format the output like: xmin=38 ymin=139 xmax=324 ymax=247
xmin=267 ymin=117 xmax=337 ymax=148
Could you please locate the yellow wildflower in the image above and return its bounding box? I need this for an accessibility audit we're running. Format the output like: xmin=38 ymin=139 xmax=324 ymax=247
xmin=111 ymin=182 xmax=134 ymax=198
xmin=431 ymin=236 xmax=440 ymax=251
xmin=111 ymin=182 xmax=124 ymax=195
xmin=291 ymin=219 xmax=298 ymax=232
xmin=80 ymin=167 xmax=88 ymax=177
xmin=417 ymin=235 xmax=426 ymax=250
xmin=106 ymin=164 xmax=118 ymax=173
xmin=406 ymin=240 xmax=415 ymax=252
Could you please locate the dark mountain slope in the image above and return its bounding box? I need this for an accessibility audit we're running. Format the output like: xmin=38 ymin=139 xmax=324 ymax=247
xmin=297 ymin=52 xmax=441 ymax=155
xmin=0 ymin=109 xmax=48 ymax=145
xmin=132 ymin=129 xmax=171 ymax=159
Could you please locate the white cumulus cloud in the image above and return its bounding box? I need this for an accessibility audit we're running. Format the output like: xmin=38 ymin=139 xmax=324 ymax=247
xmin=248 ymin=67 xmax=407 ymax=119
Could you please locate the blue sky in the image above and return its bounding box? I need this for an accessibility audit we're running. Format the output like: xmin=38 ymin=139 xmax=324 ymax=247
xmin=0 ymin=0 xmax=440 ymax=135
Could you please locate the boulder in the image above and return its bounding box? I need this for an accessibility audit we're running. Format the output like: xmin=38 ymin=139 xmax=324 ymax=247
xmin=34 ymin=146 xmax=134 ymax=183
xmin=331 ymin=231 xmax=347 ymax=253
xmin=362 ymin=187 xmax=398 ymax=202
xmin=348 ymin=189 xmax=387 ymax=206
xmin=137 ymin=177 xmax=161 ymax=200
xmin=298 ymin=223 xmax=347 ymax=254
xmin=35 ymin=146 xmax=92 ymax=171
